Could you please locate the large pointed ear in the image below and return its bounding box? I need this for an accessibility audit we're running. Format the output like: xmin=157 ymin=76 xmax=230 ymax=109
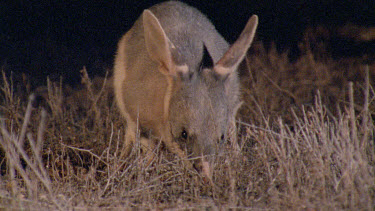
xmin=214 ymin=15 xmax=258 ymax=77
xmin=143 ymin=10 xmax=176 ymax=75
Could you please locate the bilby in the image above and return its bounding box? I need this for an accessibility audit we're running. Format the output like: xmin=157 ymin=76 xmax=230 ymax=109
xmin=113 ymin=1 xmax=258 ymax=176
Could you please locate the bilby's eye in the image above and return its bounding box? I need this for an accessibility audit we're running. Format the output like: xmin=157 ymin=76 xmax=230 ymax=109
xmin=219 ymin=134 xmax=226 ymax=144
xmin=181 ymin=130 xmax=188 ymax=139
xmin=221 ymin=134 xmax=225 ymax=141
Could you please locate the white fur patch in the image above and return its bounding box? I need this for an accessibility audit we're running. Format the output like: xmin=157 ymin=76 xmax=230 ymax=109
xmin=176 ymin=64 xmax=189 ymax=75
xmin=214 ymin=65 xmax=233 ymax=76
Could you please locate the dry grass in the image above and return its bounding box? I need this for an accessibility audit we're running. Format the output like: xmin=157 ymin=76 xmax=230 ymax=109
xmin=0 ymin=45 xmax=374 ymax=210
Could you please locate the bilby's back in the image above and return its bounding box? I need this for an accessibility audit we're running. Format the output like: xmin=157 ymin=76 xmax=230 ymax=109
xmin=146 ymin=1 xmax=230 ymax=64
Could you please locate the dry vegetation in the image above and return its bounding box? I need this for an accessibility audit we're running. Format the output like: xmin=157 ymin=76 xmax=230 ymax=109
xmin=0 ymin=42 xmax=374 ymax=210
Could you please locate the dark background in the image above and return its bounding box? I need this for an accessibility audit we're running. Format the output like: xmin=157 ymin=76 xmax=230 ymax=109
xmin=1 ymin=0 xmax=374 ymax=86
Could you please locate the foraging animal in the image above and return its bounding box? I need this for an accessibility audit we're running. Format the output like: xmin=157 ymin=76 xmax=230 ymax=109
xmin=113 ymin=1 xmax=258 ymax=174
